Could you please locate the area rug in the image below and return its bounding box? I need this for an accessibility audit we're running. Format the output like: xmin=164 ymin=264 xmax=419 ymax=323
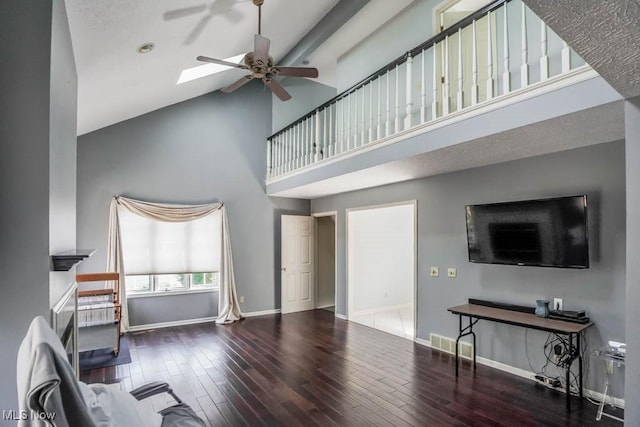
xmin=79 ymin=336 xmax=131 ymax=371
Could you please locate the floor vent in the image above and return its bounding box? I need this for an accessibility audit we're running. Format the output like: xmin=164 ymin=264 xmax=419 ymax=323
xmin=429 ymin=333 xmax=474 ymax=360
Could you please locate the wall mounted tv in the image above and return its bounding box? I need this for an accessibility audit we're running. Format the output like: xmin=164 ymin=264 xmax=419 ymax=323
xmin=465 ymin=195 xmax=589 ymax=269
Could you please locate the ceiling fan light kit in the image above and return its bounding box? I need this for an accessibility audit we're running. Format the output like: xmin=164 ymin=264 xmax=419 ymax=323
xmin=196 ymin=0 xmax=319 ymax=101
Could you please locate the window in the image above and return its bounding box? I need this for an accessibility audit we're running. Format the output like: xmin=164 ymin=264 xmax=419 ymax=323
xmin=126 ymin=272 xmax=219 ymax=294
xmin=118 ymin=205 xmax=222 ymax=296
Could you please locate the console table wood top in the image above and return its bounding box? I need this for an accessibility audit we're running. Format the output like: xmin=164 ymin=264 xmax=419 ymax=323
xmin=448 ymin=303 xmax=593 ymax=334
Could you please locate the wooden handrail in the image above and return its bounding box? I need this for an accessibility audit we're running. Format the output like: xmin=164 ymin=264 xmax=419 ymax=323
xmin=76 ymin=272 xmax=119 ymax=282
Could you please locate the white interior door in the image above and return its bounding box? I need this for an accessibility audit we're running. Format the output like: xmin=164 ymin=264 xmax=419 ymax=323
xmin=281 ymin=215 xmax=315 ymax=314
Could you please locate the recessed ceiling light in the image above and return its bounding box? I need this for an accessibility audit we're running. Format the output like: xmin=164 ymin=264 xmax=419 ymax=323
xmin=137 ymin=43 xmax=155 ymax=54
xmin=177 ymin=53 xmax=246 ymax=85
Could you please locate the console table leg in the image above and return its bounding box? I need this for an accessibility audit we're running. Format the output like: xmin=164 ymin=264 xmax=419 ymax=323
xmin=455 ymin=315 xmax=461 ymax=377
xmin=566 ymin=333 xmax=573 ymax=412
xmin=577 ymin=333 xmax=583 ymax=398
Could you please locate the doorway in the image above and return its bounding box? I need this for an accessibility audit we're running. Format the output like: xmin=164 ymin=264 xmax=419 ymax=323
xmin=314 ymin=212 xmax=337 ymax=312
xmin=280 ymin=213 xmax=337 ymax=315
xmin=346 ymin=201 xmax=416 ymax=340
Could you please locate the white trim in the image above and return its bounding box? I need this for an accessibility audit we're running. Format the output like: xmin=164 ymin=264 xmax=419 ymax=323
xmin=266 ymin=66 xmax=599 ymax=186
xmin=243 ymin=309 xmax=281 ymax=318
xmin=316 ymin=304 xmax=335 ymax=309
xmin=127 ymin=288 xmax=218 ymax=299
xmin=128 ymin=316 xmax=216 ymax=332
xmin=414 ymin=338 xmax=625 ymax=409
xmin=335 ymin=313 xmax=348 ymax=320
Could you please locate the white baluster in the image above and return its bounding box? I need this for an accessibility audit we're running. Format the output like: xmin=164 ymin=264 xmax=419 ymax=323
xmin=540 ymin=21 xmax=549 ymax=81
xmin=314 ymin=110 xmax=320 ymax=162
xmin=323 ymin=108 xmax=328 ymax=158
xmin=283 ymin=130 xmax=289 ymax=173
xmin=469 ymin=21 xmax=478 ymax=106
xmin=307 ymin=118 xmax=312 ymax=164
xmin=432 ymin=45 xmax=438 ymax=119
xmin=275 ymin=136 xmax=280 ymax=176
xmin=562 ymin=41 xmax=571 ymax=73
xmin=457 ymin=29 xmax=463 ymax=111
xmin=503 ymin=3 xmax=510 ymax=94
xmin=301 ymin=119 xmax=306 ymax=166
xmin=487 ymin=11 xmax=494 ymax=100
xmin=369 ymin=81 xmax=374 ymax=143
xmin=361 ymin=86 xmax=366 ymax=145
xmin=353 ymin=90 xmax=359 ymax=148
xmin=521 ymin=3 xmax=529 ymax=87
xmin=340 ymin=99 xmax=346 ymax=153
xmin=377 ymin=77 xmax=382 ymax=140
xmin=385 ymin=71 xmax=391 ymax=137
xmin=329 ymin=104 xmax=334 ymax=157
xmin=347 ymin=94 xmax=352 ymax=150
xmin=295 ymin=124 xmax=302 ymax=169
xmin=395 ymin=64 xmax=400 ymax=133
xmin=266 ymin=139 xmax=272 ymax=178
xmin=405 ymin=54 xmax=414 ymax=129
xmin=420 ymin=50 xmax=426 ymax=123
xmin=443 ymin=36 xmax=450 ymax=116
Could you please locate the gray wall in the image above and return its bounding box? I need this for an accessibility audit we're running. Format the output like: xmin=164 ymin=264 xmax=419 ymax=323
xmin=311 ymin=141 xmax=625 ymax=394
xmin=272 ymin=78 xmax=337 ymax=133
xmin=128 ymin=292 xmax=218 ymax=326
xmin=0 ymin=0 xmax=77 ymax=414
xmin=336 ymin=0 xmax=439 ymax=92
xmin=77 ymin=82 xmax=309 ymax=325
xmin=49 ymin=0 xmax=78 ymax=307
xmin=625 ymin=97 xmax=640 ymax=424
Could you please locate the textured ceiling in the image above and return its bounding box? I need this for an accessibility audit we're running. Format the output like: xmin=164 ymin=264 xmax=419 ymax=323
xmin=523 ymin=0 xmax=640 ymax=98
xmin=269 ymin=101 xmax=624 ymax=198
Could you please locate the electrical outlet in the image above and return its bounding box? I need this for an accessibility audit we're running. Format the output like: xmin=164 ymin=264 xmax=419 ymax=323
xmin=430 ymin=266 xmax=439 ymax=277
xmin=553 ymin=298 xmax=563 ymax=311
xmin=447 ymin=268 xmax=457 ymax=278
xmin=240 ymin=296 xmax=245 ymax=304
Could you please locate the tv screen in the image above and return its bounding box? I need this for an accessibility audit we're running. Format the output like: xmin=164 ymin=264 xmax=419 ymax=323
xmin=465 ymin=195 xmax=589 ymax=268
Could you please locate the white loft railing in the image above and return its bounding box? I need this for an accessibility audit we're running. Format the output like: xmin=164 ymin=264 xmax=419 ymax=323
xmin=266 ymin=0 xmax=585 ymax=181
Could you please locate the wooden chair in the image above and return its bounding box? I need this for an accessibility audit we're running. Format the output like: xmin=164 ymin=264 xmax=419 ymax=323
xmin=76 ymin=272 xmax=122 ymax=356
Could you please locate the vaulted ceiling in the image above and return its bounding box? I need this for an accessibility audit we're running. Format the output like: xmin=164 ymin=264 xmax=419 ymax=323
xmin=64 ymin=0 xmax=415 ymax=135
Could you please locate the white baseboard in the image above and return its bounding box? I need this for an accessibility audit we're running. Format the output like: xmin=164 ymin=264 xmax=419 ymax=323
xmin=242 ymin=309 xmax=281 ymax=318
xmin=335 ymin=313 xmax=347 ymax=320
xmin=414 ymin=337 xmax=625 ymax=409
xmin=316 ymin=304 xmax=335 ymax=309
xmin=351 ymin=303 xmax=412 ymax=317
xmin=128 ymin=316 xmax=217 ymax=332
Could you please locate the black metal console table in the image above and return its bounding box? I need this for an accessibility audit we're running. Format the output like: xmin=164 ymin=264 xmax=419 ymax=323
xmin=448 ymin=303 xmax=593 ymax=412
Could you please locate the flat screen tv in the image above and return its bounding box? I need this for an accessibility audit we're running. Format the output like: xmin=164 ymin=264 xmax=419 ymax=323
xmin=465 ymin=195 xmax=589 ymax=268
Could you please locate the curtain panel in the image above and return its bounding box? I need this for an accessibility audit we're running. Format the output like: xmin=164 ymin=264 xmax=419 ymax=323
xmin=107 ymin=195 xmax=243 ymax=331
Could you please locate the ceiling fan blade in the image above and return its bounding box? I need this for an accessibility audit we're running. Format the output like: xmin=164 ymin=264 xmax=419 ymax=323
xmin=164 ymin=4 xmax=208 ymax=20
xmin=273 ymin=67 xmax=319 ymax=78
xmin=253 ymin=34 xmax=271 ymax=65
xmin=196 ymin=56 xmax=247 ymax=69
xmin=263 ymin=78 xmax=292 ymax=101
xmin=222 ymin=75 xmax=254 ymax=93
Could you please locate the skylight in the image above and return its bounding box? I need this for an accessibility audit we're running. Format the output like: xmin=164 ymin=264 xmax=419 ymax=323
xmin=177 ymin=53 xmax=246 ymax=85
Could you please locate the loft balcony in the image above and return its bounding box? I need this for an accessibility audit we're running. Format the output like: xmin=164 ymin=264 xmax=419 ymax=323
xmin=265 ymin=0 xmax=622 ymax=198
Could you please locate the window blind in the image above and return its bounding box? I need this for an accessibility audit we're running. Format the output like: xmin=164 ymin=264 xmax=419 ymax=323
xmin=118 ymin=207 xmax=222 ymax=275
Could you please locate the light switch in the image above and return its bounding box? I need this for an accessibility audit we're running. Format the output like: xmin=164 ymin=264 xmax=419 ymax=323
xmin=430 ymin=266 xmax=439 ymax=277
xmin=447 ymin=268 xmax=457 ymax=278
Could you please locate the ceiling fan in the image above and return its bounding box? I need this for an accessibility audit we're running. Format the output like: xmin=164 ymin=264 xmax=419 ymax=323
xmin=196 ymin=0 xmax=319 ymax=101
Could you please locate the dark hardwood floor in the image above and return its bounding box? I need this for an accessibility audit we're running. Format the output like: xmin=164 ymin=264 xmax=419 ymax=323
xmin=81 ymin=310 xmax=619 ymax=426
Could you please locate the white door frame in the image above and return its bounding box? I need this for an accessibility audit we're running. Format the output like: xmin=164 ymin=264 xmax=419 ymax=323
xmin=345 ymin=200 xmax=418 ymax=340
xmin=312 ymin=211 xmax=338 ymax=311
